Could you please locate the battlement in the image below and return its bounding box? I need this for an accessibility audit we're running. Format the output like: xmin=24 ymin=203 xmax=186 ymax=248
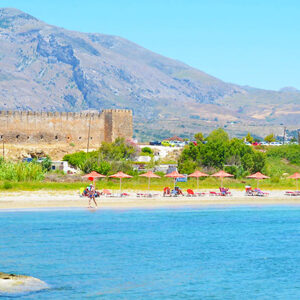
xmin=0 ymin=109 xmax=133 ymax=144
xmin=102 ymin=109 xmax=132 ymax=113
xmin=0 ymin=109 xmax=132 ymax=118
xmin=0 ymin=110 xmax=106 ymax=119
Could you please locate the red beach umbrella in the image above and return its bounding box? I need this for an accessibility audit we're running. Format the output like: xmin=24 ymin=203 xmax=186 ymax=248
xmin=211 ymin=170 xmax=234 ymax=188
xmin=247 ymin=172 xmax=270 ymax=188
xmin=288 ymin=172 xmax=300 ymax=190
xmin=165 ymin=170 xmax=185 ymax=188
xmin=188 ymin=170 xmax=209 ymax=192
xmin=139 ymin=171 xmax=161 ymax=191
xmin=109 ymin=171 xmax=133 ymax=194
xmin=83 ymin=171 xmax=106 ymax=188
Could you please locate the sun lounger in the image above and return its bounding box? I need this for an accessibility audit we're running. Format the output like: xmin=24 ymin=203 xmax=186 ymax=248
xmin=245 ymin=186 xmax=254 ymax=196
xmin=253 ymin=188 xmax=269 ymax=197
xmin=79 ymin=187 xmax=85 ymax=197
xmin=219 ymin=187 xmax=231 ymax=196
xmin=136 ymin=193 xmax=145 ymax=197
xmin=186 ymin=189 xmax=196 ymax=197
xmin=209 ymin=191 xmax=222 ymax=196
xmin=163 ymin=187 xmax=171 ymax=197
xmin=186 ymin=189 xmax=205 ymax=197
xmin=102 ymin=189 xmax=112 ymax=196
xmin=285 ymin=191 xmax=300 ymax=196
xmin=136 ymin=193 xmax=159 ymax=198
xmin=105 ymin=192 xmax=130 ymax=197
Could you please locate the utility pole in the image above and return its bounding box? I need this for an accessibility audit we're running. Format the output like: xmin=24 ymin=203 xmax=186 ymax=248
xmin=283 ymin=126 xmax=286 ymax=145
xmin=2 ymin=139 xmax=4 ymax=160
xmin=86 ymin=113 xmax=92 ymax=153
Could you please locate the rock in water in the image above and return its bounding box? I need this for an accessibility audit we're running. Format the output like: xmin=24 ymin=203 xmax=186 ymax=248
xmin=0 ymin=272 xmax=48 ymax=294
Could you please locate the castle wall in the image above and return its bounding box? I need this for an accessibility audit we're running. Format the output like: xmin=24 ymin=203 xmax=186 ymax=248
xmin=0 ymin=110 xmax=132 ymax=145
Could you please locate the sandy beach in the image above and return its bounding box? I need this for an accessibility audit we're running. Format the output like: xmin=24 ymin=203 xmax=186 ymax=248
xmin=0 ymin=190 xmax=300 ymax=210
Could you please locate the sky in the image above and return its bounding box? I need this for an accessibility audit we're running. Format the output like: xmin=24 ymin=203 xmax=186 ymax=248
xmin=1 ymin=0 xmax=300 ymax=90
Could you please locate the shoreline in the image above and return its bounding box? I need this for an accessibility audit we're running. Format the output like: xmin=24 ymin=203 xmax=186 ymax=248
xmin=0 ymin=190 xmax=300 ymax=210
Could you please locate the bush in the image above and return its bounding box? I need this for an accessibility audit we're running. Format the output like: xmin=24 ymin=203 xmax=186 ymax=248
xmin=3 ymin=181 xmax=12 ymax=189
xmin=141 ymin=147 xmax=153 ymax=155
xmin=63 ymin=138 xmax=139 ymax=174
xmin=266 ymin=145 xmax=300 ymax=165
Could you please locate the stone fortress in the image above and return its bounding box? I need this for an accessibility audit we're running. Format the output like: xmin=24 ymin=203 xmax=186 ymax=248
xmin=0 ymin=109 xmax=133 ymax=145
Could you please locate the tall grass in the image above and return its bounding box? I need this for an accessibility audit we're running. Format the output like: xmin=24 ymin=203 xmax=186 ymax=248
xmin=0 ymin=160 xmax=45 ymax=181
xmin=0 ymin=176 xmax=298 ymax=192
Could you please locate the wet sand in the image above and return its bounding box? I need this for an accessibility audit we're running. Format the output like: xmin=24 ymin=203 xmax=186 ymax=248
xmin=0 ymin=190 xmax=299 ymax=210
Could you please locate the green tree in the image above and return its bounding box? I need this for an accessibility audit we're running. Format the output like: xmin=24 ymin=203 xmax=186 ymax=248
xmin=178 ymin=159 xmax=197 ymax=174
xmin=264 ymin=133 xmax=275 ymax=143
xmin=194 ymin=132 xmax=204 ymax=143
xmin=290 ymin=137 xmax=297 ymax=143
xmin=245 ymin=132 xmax=253 ymax=143
xmin=41 ymin=156 xmax=52 ymax=171
xmin=177 ymin=129 xmax=266 ymax=174
xmin=206 ymin=128 xmax=229 ymax=143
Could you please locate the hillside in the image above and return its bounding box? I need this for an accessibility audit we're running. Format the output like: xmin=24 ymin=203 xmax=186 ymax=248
xmin=0 ymin=8 xmax=299 ymax=140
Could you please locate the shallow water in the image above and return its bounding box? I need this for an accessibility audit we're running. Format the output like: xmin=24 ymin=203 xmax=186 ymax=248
xmin=0 ymin=206 xmax=300 ymax=299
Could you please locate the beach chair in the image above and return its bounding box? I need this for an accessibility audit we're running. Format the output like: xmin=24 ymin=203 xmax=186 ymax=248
xmin=186 ymin=189 xmax=196 ymax=197
xmin=79 ymin=187 xmax=85 ymax=197
xmin=163 ymin=187 xmax=171 ymax=197
xmin=171 ymin=189 xmax=178 ymax=197
xmin=245 ymin=186 xmax=254 ymax=196
xmin=137 ymin=192 xmax=159 ymax=198
xmin=102 ymin=189 xmax=112 ymax=197
xmin=285 ymin=191 xmax=300 ymax=196
xmin=136 ymin=193 xmax=146 ymax=197
xmin=219 ymin=187 xmax=231 ymax=196
xmin=170 ymin=187 xmax=184 ymax=197
xmin=254 ymin=188 xmax=269 ymax=197
xmin=209 ymin=191 xmax=222 ymax=196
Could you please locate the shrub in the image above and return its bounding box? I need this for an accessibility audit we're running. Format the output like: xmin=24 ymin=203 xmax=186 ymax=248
xmin=63 ymin=138 xmax=139 ymax=174
xmin=266 ymin=145 xmax=300 ymax=165
xmin=3 ymin=181 xmax=12 ymax=189
xmin=141 ymin=147 xmax=153 ymax=155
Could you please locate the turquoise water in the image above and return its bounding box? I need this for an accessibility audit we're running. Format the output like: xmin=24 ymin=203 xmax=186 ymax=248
xmin=0 ymin=206 xmax=300 ymax=299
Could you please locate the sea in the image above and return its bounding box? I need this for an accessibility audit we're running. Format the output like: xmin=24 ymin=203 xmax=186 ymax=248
xmin=0 ymin=206 xmax=299 ymax=299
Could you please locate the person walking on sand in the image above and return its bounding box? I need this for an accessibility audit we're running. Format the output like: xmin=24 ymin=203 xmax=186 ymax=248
xmin=88 ymin=184 xmax=98 ymax=208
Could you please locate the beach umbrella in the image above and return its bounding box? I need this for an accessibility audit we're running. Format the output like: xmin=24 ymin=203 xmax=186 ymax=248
xmin=165 ymin=170 xmax=185 ymax=188
xmin=211 ymin=170 xmax=234 ymax=188
xmin=188 ymin=170 xmax=209 ymax=192
xmin=287 ymin=172 xmax=300 ymax=191
xmin=83 ymin=171 xmax=106 ymax=188
xmin=247 ymin=172 xmax=270 ymax=188
xmin=139 ymin=171 xmax=161 ymax=191
xmin=109 ymin=171 xmax=133 ymax=194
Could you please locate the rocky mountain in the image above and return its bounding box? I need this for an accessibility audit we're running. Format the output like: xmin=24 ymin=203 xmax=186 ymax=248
xmin=0 ymin=8 xmax=299 ymax=140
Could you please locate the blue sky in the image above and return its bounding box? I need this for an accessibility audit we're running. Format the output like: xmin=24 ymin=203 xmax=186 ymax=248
xmin=2 ymin=0 xmax=300 ymax=90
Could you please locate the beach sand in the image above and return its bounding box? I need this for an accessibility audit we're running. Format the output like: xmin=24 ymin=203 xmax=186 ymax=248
xmin=0 ymin=190 xmax=299 ymax=210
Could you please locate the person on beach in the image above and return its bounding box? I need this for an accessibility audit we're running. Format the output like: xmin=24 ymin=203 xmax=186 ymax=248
xmin=88 ymin=184 xmax=98 ymax=208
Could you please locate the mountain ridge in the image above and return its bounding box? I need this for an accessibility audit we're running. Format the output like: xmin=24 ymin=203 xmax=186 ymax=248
xmin=0 ymin=8 xmax=299 ymax=140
